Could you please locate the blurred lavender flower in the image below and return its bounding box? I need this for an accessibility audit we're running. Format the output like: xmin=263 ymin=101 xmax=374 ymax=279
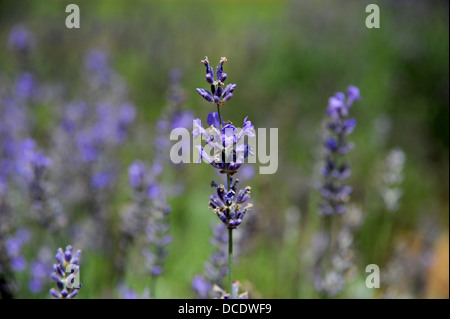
xmin=117 ymin=282 xmax=151 ymax=299
xmin=192 ymin=275 xmax=212 ymax=299
xmin=319 ymin=85 xmax=359 ymax=216
xmin=155 ymin=69 xmax=193 ymax=173
xmin=7 ymin=24 xmax=35 ymax=54
xmin=49 ymin=49 xmax=136 ymax=257
xmin=91 ymin=170 xmax=115 ymax=190
xmin=5 ymin=228 xmax=31 ymax=272
xmin=312 ymin=205 xmax=364 ymax=298
xmin=28 ymin=247 xmax=52 ymax=294
xmin=167 ymin=68 xmax=188 ymax=109
xmin=16 ymin=139 xmax=66 ymax=230
xmin=15 ymin=72 xmax=36 ymax=100
xmin=313 ymin=85 xmax=361 ymax=298
xmin=192 ymin=218 xmax=249 ymax=299
xmin=119 ymin=160 xmax=171 ymax=283
xmin=380 ymin=148 xmax=406 ymax=212
xmin=142 ymin=189 xmax=171 ymax=278
xmin=84 ymin=49 xmax=109 ymax=74
xmin=49 ymin=245 xmax=82 ymax=299
xmin=192 ymin=223 xmax=228 ymax=298
xmin=196 ymin=57 xmax=236 ymax=105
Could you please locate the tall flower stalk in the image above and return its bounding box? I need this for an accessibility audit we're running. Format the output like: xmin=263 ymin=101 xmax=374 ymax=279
xmin=313 ymin=85 xmax=360 ymax=297
xmin=194 ymin=56 xmax=253 ymax=295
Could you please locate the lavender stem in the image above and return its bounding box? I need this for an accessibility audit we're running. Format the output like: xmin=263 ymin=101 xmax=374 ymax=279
xmin=227 ymin=172 xmax=233 ymax=295
xmin=217 ymin=104 xmax=222 ymax=130
xmin=218 ymin=101 xmax=233 ymax=296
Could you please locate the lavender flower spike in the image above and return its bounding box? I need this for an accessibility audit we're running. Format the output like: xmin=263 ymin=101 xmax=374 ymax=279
xmin=193 ymin=55 xmax=253 ymax=297
xmin=319 ymin=85 xmax=359 ymax=216
xmin=197 ymin=57 xmax=236 ymax=105
xmin=49 ymin=245 xmax=82 ymax=299
xmin=313 ymin=85 xmax=360 ymax=298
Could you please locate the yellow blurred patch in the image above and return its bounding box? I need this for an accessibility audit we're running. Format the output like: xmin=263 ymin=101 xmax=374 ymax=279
xmin=426 ymin=233 xmax=449 ymax=298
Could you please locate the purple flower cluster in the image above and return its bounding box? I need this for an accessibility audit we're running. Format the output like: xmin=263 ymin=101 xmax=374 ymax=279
xmin=48 ymin=49 xmax=136 ymax=255
xmin=54 ymin=50 xmax=136 ymax=202
xmin=49 ymin=245 xmax=82 ymax=299
xmin=154 ymin=69 xmax=193 ymax=174
xmin=193 ymin=112 xmax=255 ymax=228
xmin=209 ymin=180 xmax=252 ymax=229
xmin=7 ymin=24 xmax=35 ymax=54
xmin=193 ymin=114 xmax=255 ymax=176
xmin=15 ymin=139 xmax=66 ymax=231
xmin=121 ymin=160 xmax=171 ymax=279
xmin=313 ymin=86 xmax=361 ymax=298
xmin=319 ymin=86 xmax=360 ymax=216
xmin=1 ymin=26 xmax=140 ymax=298
xmin=28 ymin=247 xmax=52 ymax=294
xmin=196 ymin=57 xmax=236 ymax=105
xmin=5 ymin=229 xmax=31 ymax=273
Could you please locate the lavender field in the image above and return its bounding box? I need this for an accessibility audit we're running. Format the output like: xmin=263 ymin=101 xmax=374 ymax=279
xmin=0 ymin=0 xmax=448 ymax=299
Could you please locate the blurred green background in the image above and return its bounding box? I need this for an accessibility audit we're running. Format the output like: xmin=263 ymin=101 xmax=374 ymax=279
xmin=0 ymin=0 xmax=448 ymax=298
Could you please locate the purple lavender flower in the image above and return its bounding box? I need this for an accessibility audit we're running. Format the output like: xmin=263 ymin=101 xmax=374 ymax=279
xmin=196 ymin=57 xmax=236 ymax=105
xmin=193 ymin=114 xmax=254 ymax=176
xmin=91 ymin=170 xmax=114 ymax=189
xmin=28 ymin=247 xmax=52 ymax=294
xmin=84 ymin=49 xmax=109 ymax=74
xmin=313 ymin=85 xmax=361 ymax=298
xmin=7 ymin=24 xmax=35 ymax=53
xmin=142 ymin=202 xmax=171 ymax=278
xmin=15 ymin=73 xmax=35 ymax=100
xmin=75 ymin=129 xmax=101 ymax=163
xmin=209 ymin=179 xmax=252 ymax=229
xmin=128 ymin=161 xmax=147 ymax=190
xmin=0 ymin=176 xmax=7 ymax=197
xmin=61 ymin=101 xmax=89 ymax=133
xmin=3 ymin=228 xmax=30 ymax=273
xmin=49 ymin=245 xmax=82 ymax=299
xmin=318 ymin=85 xmax=360 ymax=216
xmin=15 ymin=140 xmax=65 ymax=230
xmin=120 ymin=161 xmax=172 ymax=285
xmin=192 ymin=275 xmax=212 ymax=299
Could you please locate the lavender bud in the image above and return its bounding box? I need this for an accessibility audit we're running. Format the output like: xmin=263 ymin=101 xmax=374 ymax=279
xmin=223 ymin=93 xmax=233 ymax=102
xmin=196 ymin=88 xmax=214 ymax=102
xmin=219 ymin=72 xmax=227 ymax=83
xmin=49 ymin=288 xmax=61 ymax=298
xmin=67 ymin=289 xmax=79 ymax=299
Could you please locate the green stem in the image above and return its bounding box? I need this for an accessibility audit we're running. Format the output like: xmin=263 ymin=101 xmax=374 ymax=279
xmin=217 ymin=104 xmax=222 ymax=129
xmin=217 ymin=103 xmax=233 ymax=296
xmin=227 ymin=173 xmax=233 ymax=295
xmin=151 ymin=276 xmax=157 ymax=298
xmin=228 ymin=227 xmax=233 ymax=295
